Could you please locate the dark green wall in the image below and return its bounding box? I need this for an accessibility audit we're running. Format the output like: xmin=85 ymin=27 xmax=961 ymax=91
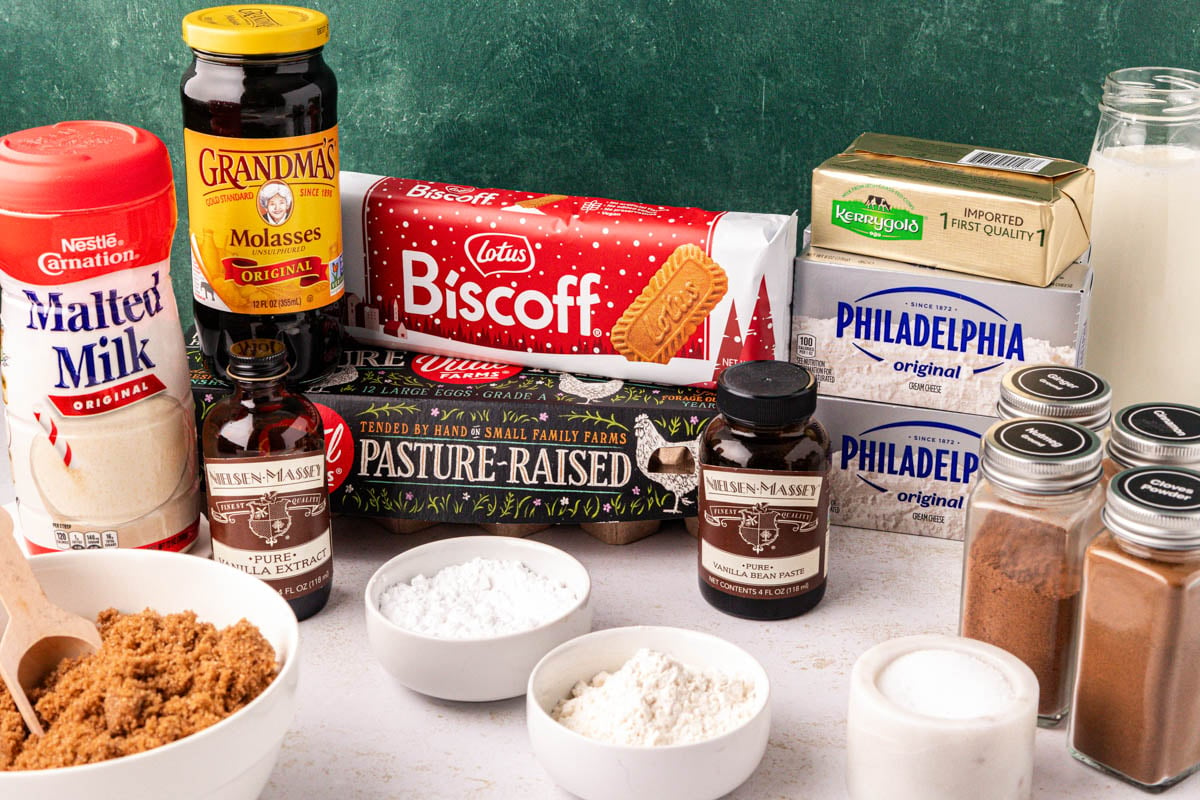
xmin=1 ymin=1 xmax=1196 ymax=329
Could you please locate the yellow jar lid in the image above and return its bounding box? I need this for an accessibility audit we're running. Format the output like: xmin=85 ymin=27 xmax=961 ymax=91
xmin=183 ymin=5 xmax=329 ymax=56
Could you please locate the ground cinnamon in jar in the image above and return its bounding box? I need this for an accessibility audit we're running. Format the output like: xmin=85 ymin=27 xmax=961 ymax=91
xmin=1069 ymin=466 xmax=1200 ymax=791
xmin=959 ymin=419 xmax=1104 ymax=726
xmin=0 ymin=608 xmax=276 ymax=771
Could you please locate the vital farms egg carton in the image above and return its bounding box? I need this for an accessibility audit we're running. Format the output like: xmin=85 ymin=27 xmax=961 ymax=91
xmin=190 ymin=338 xmax=717 ymax=531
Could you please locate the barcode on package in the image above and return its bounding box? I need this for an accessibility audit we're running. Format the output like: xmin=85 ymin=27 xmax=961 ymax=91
xmin=958 ymin=149 xmax=1053 ymax=174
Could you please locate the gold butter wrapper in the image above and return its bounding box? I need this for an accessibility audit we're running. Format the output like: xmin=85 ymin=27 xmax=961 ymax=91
xmin=811 ymin=133 xmax=1093 ymax=287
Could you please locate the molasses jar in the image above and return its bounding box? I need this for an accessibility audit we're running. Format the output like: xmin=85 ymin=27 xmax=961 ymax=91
xmin=202 ymin=338 xmax=334 ymax=620
xmin=698 ymin=361 xmax=831 ymax=620
xmin=182 ymin=5 xmax=344 ymax=385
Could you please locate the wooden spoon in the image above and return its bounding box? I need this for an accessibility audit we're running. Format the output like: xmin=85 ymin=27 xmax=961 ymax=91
xmin=0 ymin=509 xmax=102 ymax=735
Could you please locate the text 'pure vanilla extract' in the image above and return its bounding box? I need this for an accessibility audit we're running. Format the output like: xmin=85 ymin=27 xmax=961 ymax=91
xmin=202 ymin=339 xmax=333 ymax=620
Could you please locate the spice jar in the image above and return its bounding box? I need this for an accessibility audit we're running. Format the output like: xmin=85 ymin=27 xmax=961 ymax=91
xmin=959 ymin=418 xmax=1104 ymax=726
xmin=697 ymin=361 xmax=831 ymax=620
xmin=1102 ymin=402 xmax=1200 ymax=481
xmin=997 ymin=364 xmax=1112 ymax=435
xmin=202 ymin=338 xmax=333 ymax=620
xmin=182 ymin=5 xmax=344 ymax=385
xmin=1070 ymin=466 xmax=1200 ymax=791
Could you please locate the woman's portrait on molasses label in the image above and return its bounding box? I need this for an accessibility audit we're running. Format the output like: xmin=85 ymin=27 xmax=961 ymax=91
xmin=258 ymin=180 xmax=294 ymax=226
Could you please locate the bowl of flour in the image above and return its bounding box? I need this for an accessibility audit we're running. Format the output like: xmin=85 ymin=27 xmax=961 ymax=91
xmin=364 ymin=536 xmax=592 ymax=701
xmin=527 ymin=626 xmax=770 ymax=800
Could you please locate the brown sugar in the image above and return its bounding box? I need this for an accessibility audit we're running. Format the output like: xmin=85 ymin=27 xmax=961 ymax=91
xmin=0 ymin=608 xmax=276 ymax=771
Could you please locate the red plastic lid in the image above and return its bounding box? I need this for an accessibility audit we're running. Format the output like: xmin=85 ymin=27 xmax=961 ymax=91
xmin=0 ymin=121 xmax=174 ymax=214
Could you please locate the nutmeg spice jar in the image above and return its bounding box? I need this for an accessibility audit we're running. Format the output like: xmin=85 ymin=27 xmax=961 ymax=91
xmin=1069 ymin=466 xmax=1200 ymax=791
xmin=959 ymin=418 xmax=1104 ymax=726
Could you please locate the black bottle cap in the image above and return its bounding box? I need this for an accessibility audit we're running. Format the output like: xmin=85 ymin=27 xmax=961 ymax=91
xmin=716 ymin=361 xmax=818 ymax=428
xmin=227 ymin=338 xmax=290 ymax=381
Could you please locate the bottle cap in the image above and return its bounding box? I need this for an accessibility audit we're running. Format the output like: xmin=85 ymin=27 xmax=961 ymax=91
xmin=1107 ymin=403 xmax=1200 ymax=469
xmin=997 ymin=364 xmax=1111 ymax=432
xmin=716 ymin=361 xmax=818 ymax=428
xmin=1104 ymin=466 xmax=1200 ymax=551
xmin=227 ymin=338 xmax=290 ymax=381
xmin=0 ymin=121 xmax=173 ymax=213
xmin=981 ymin=418 xmax=1103 ymax=494
xmin=183 ymin=5 xmax=329 ymax=56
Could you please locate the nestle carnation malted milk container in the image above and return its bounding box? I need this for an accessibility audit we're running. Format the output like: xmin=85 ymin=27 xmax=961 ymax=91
xmin=0 ymin=121 xmax=201 ymax=552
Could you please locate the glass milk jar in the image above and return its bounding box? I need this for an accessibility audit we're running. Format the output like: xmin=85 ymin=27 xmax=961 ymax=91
xmin=1085 ymin=68 xmax=1200 ymax=410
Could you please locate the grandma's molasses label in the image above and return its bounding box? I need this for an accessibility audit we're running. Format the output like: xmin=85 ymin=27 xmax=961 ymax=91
xmin=205 ymin=452 xmax=333 ymax=601
xmin=184 ymin=127 xmax=344 ymax=315
xmin=698 ymin=465 xmax=829 ymax=600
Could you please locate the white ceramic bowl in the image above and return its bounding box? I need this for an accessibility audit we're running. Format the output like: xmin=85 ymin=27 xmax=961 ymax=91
xmin=364 ymin=535 xmax=592 ymax=701
xmin=527 ymin=626 xmax=771 ymax=800
xmin=0 ymin=548 xmax=300 ymax=800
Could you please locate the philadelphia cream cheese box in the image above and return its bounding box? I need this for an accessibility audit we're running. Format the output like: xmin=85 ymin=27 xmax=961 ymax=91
xmin=791 ymin=243 xmax=1092 ymax=417
xmin=821 ymin=396 xmax=992 ymax=540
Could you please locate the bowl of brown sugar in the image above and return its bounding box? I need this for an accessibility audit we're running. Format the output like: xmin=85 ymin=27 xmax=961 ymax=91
xmin=0 ymin=547 xmax=300 ymax=800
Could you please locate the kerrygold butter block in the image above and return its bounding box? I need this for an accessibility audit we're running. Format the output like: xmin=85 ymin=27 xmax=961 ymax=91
xmin=811 ymin=133 xmax=1093 ymax=287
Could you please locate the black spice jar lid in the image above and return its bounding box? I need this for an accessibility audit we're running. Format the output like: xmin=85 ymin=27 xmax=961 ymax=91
xmin=227 ymin=338 xmax=290 ymax=381
xmin=716 ymin=361 xmax=817 ymax=428
xmin=998 ymin=364 xmax=1112 ymax=432
xmin=981 ymin=418 xmax=1103 ymax=494
xmin=1108 ymin=403 xmax=1200 ymax=469
xmin=1105 ymin=466 xmax=1200 ymax=551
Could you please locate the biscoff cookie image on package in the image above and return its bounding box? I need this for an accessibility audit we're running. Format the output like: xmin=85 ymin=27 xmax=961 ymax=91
xmin=611 ymin=244 xmax=729 ymax=363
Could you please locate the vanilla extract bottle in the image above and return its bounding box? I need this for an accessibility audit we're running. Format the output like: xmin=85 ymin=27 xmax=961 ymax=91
xmin=202 ymin=338 xmax=333 ymax=620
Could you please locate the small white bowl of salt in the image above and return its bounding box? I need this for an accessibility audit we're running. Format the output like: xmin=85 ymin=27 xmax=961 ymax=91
xmin=364 ymin=535 xmax=592 ymax=701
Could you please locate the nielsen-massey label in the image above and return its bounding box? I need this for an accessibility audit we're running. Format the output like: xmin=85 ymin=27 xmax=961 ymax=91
xmin=698 ymin=465 xmax=829 ymax=600
xmin=184 ymin=127 xmax=344 ymax=315
xmin=205 ymin=452 xmax=333 ymax=601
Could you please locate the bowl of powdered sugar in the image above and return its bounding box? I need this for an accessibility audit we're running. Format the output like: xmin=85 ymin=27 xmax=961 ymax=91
xmin=527 ymin=626 xmax=770 ymax=800
xmin=364 ymin=536 xmax=592 ymax=701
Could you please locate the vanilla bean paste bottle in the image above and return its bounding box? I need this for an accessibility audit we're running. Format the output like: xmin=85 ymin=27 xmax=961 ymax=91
xmin=202 ymin=339 xmax=333 ymax=620
xmin=697 ymin=361 xmax=831 ymax=620
xmin=182 ymin=5 xmax=344 ymax=385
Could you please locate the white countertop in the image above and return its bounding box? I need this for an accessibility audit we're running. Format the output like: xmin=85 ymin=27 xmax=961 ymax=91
xmin=253 ymin=518 xmax=1149 ymax=800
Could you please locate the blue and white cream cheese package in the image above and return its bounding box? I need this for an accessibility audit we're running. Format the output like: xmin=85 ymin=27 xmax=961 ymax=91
xmin=792 ymin=245 xmax=1092 ymax=417
xmin=820 ymin=396 xmax=993 ymax=540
